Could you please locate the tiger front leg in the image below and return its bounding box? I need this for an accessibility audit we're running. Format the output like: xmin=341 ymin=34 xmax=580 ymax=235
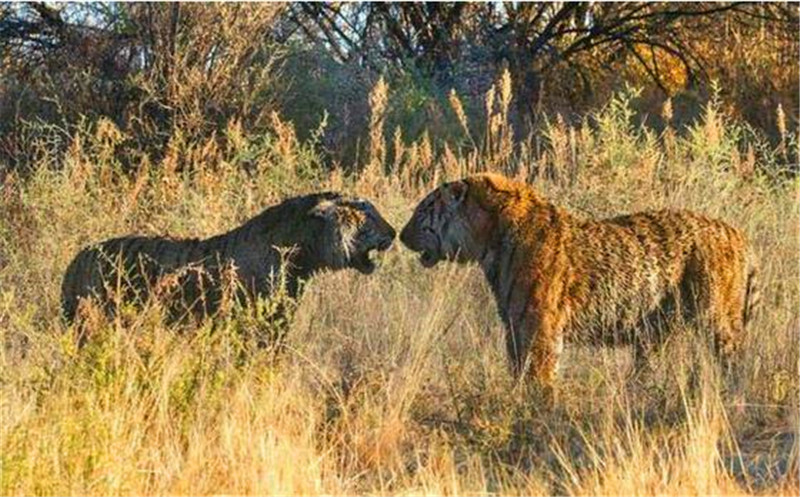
xmin=505 ymin=322 xmax=530 ymax=380
xmin=506 ymin=307 xmax=567 ymax=407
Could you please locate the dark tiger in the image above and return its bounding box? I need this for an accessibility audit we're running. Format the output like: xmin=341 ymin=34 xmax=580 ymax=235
xmin=62 ymin=192 xmax=396 ymax=324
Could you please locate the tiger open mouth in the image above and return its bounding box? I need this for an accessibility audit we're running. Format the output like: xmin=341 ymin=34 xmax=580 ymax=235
xmin=352 ymin=238 xmax=394 ymax=274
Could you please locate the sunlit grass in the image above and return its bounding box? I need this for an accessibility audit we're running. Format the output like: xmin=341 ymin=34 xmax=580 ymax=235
xmin=1 ymin=79 xmax=797 ymax=495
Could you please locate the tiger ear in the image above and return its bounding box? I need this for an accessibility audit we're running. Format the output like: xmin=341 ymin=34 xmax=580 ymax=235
xmin=309 ymin=200 xmax=338 ymax=219
xmin=441 ymin=180 xmax=468 ymax=207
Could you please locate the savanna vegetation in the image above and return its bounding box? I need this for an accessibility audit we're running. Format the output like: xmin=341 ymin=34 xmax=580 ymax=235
xmin=1 ymin=3 xmax=798 ymax=495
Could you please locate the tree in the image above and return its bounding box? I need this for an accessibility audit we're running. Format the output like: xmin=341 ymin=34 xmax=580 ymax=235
xmin=288 ymin=2 xmax=798 ymax=131
xmin=1 ymin=3 xmax=285 ymax=166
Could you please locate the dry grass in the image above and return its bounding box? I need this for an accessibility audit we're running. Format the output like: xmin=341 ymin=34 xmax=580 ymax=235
xmin=1 ymin=78 xmax=798 ymax=496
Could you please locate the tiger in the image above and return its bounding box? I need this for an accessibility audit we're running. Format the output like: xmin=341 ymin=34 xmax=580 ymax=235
xmin=61 ymin=192 xmax=396 ymax=329
xmin=400 ymin=173 xmax=759 ymax=399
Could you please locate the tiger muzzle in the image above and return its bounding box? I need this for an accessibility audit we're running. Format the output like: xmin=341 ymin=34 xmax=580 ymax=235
xmin=352 ymin=226 xmax=395 ymax=275
xmin=399 ymin=223 xmax=417 ymax=250
xmin=377 ymin=237 xmax=394 ymax=252
xmin=400 ymin=223 xmax=441 ymax=268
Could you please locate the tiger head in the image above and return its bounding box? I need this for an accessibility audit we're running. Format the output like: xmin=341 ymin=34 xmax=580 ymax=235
xmin=400 ymin=174 xmax=511 ymax=268
xmin=310 ymin=194 xmax=397 ymax=274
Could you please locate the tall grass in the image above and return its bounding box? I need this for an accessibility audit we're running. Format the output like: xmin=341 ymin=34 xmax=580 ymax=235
xmin=1 ymin=76 xmax=798 ymax=495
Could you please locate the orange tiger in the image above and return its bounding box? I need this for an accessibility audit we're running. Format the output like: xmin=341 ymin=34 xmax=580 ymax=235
xmin=400 ymin=173 xmax=759 ymax=399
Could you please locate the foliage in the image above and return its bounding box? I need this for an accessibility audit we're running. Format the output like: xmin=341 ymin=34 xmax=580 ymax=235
xmin=1 ymin=3 xmax=797 ymax=173
xmin=1 ymin=3 xmax=284 ymax=168
xmin=287 ymin=3 xmax=799 ymax=136
xmin=1 ymin=76 xmax=798 ymax=494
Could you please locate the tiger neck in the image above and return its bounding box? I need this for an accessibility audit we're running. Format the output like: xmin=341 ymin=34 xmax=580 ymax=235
xmin=477 ymin=199 xmax=572 ymax=320
xmin=199 ymin=223 xmax=320 ymax=271
xmin=478 ymin=228 xmax=514 ymax=295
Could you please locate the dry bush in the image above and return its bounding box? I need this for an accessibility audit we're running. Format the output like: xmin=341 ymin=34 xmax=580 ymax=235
xmin=1 ymin=80 xmax=798 ymax=496
xmin=126 ymin=4 xmax=285 ymax=145
xmin=0 ymin=3 xmax=285 ymax=170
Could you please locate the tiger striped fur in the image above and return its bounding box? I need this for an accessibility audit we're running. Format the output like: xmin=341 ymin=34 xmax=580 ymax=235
xmin=400 ymin=173 xmax=758 ymax=398
xmin=62 ymin=192 xmax=395 ymax=324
